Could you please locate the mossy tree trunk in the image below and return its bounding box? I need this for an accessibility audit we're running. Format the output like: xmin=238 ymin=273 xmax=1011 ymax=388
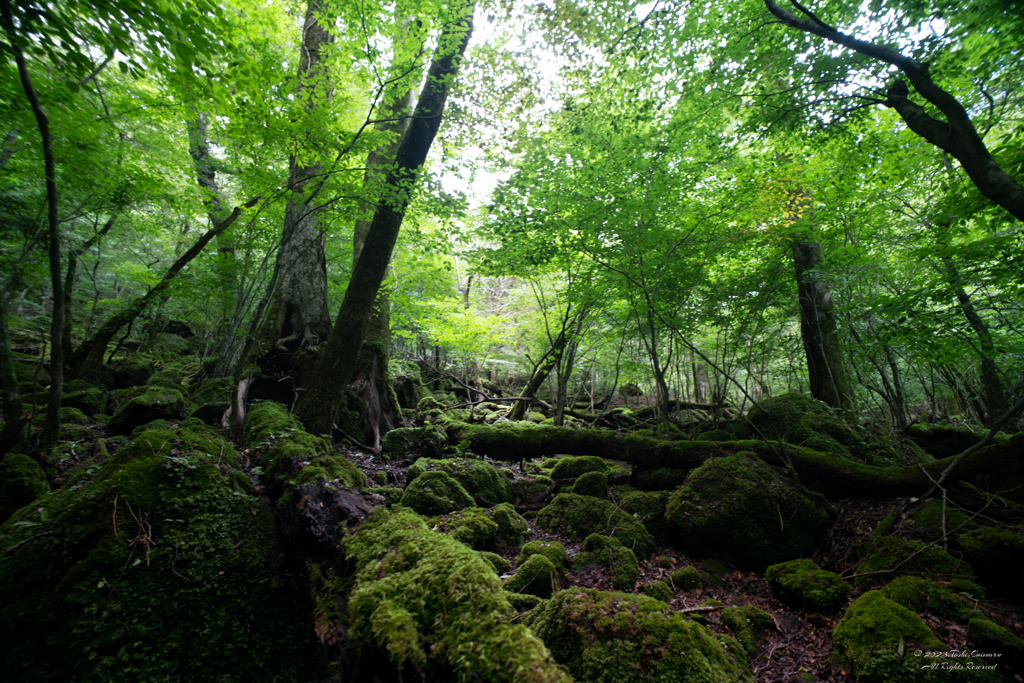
xmin=61 ymin=215 xmax=117 ymax=361
xmin=258 ymin=0 xmax=334 ymax=353
xmin=294 ymin=0 xmax=475 ymax=436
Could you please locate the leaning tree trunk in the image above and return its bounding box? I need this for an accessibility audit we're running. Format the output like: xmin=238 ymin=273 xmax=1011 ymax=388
xmin=294 ymin=0 xmax=475 ymax=436
xmin=259 ymin=0 xmax=335 ymax=354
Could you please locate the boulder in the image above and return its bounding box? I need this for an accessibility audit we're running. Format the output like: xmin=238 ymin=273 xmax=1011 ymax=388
xmin=108 ymin=387 xmax=184 ymax=433
xmin=537 ymin=493 xmax=654 ymax=558
xmin=0 ymin=454 xmax=48 ymax=523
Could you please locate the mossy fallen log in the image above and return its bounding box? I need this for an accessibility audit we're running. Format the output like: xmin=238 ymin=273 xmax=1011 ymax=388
xmin=447 ymin=423 xmax=1024 ymax=498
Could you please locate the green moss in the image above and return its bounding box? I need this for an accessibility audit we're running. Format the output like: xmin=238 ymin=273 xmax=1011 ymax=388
xmin=62 ymin=387 xmax=107 ymax=416
xmin=643 ymin=579 xmax=674 ymax=603
xmin=382 ymin=425 xmax=447 ymax=459
xmin=657 ymin=555 xmax=672 ymax=568
xmin=881 ymin=577 xmax=982 ymax=622
xmin=523 ymin=588 xmax=751 ymax=683
xmin=832 ymin=591 xmax=944 ymax=682
xmin=374 ymin=470 xmax=388 ymax=485
xmin=366 ymin=486 xmax=404 ymax=506
xmin=968 ymin=618 xmax=1024 ymax=670
xmin=550 ymin=455 xmax=610 ymax=480
xmin=519 ymin=540 xmax=568 ymax=571
xmin=619 ymin=489 xmax=671 ymax=544
xmin=631 ymin=467 xmax=689 ymax=491
xmin=537 ymin=493 xmax=654 ymax=558
xmin=130 ymin=418 xmax=176 ymax=437
xmin=511 ymin=475 xmax=552 ymax=503
xmin=244 ymin=401 xmax=302 ymax=446
xmin=856 ymin=536 xmax=974 ymax=585
xmin=435 ymin=507 xmax=500 ymax=550
xmin=403 ymin=456 xmax=512 ymax=503
xmin=696 ymin=429 xmax=733 ymax=441
xmin=341 ymin=508 xmax=568 ymax=681
xmin=400 ymin=470 xmax=474 ymax=516
xmin=505 ymin=553 xmax=559 ymax=598
xmin=574 ymin=534 xmax=639 ymax=590
xmin=571 ymin=470 xmax=609 ymax=498
xmin=908 ymin=499 xmax=977 ymax=541
xmin=958 ymin=526 xmax=1024 ymax=556
xmin=112 ymin=354 xmax=155 ymax=387
xmin=0 ymin=428 xmax=327 ymax=682
xmin=146 ymin=369 xmax=182 ymax=390
xmin=481 ymin=551 xmax=512 ymax=574
xmin=490 ymin=502 xmax=529 ymax=544
xmin=665 ymin=453 xmax=833 ymax=571
xmin=108 ymin=386 xmax=185 ymax=433
xmin=906 ymin=423 xmax=987 ymax=459
xmin=671 ymin=566 xmax=702 ymax=590
xmin=720 ymin=605 xmax=772 ymax=655
xmin=0 ymin=454 xmax=49 ymax=522
xmin=765 ymin=559 xmax=852 ymax=613
xmin=505 ymin=592 xmax=544 ymax=612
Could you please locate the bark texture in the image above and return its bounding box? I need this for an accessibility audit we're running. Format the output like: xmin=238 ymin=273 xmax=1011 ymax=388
xmin=295 ymin=0 xmax=475 ymax=436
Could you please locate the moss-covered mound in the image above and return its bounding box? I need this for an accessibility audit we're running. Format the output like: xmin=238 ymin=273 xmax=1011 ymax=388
xmin=881 ymin=577 xmax=983 ymax=623
xmin=619 ymin=489 xmax=671 ymax=544
xmin=968 ymin=618 xmax=1024 ymax=672
xmin=244 ymin=401 xmax=364 ymax=496
xmin=112 ymin=353 xmax=155 ymax=387
xmin=186 ymin=377 xmax=234 ymax=426
xmin=401 ymin=470 xmax=475 ymax=516
xmin=856 ymin=536 xmax=974 ymax=585
xmin=536 ymin=493 xmax=654 ymax=558
xmin=0 ymin=428 xmax=327 ymax=682
xmin=671 ymin=565 xmax=701 ymax=590
xmin=340 ymin=507 xmax=569 ymax=682
xmin=524 ymin=588 xmax=751 ymax=683
xmin=720 ymin=605 xmax=772 ymax=655
xmin=766 ymin=559 xmax=852 ymax=613
xmin=549 ymin=455 xmax=610 ymax=480
xmin=665 ymin=453 xmax=833 ymax=571
xmin=905 ymin=423 xmax=988 ymax=459
xmin=631 ymin=467 xmax=689 ymax=492
xmin=0 ymin=454 xmax=49 ymax=523
xmin=574 ymin=533 xmax=640 ymax=590
xmin=435 ymin=507 xmax=500 ymax=550
xmin=108 ymin=386 xmax=185 ymax=433
xmin=406 ymin=456 xmax=512 ymax=503
xmin=571 ymin=470 xmax=608 ymax=498
xmin=511 ymin=475 xmax=553 ymax=504
xmin=519 ymin=540 xmax=569 ymax=572
xmin=643 ymin=579 xmax=673 ymax=603
xmin=505 ymin=553 xmax=559 ymax=598
xmin=490 ymin=502 xmax=529 ymax=544
xmin=382 ymin=425 xmax=447 ymax=459
xmin=62 ymin=386 xmax=107 ymax=416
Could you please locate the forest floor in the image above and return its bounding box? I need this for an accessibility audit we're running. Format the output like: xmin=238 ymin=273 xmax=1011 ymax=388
xmin=55 ymin=421 xmax=1024 ymax=683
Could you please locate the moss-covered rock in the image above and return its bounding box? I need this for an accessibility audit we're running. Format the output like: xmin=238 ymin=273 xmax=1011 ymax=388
xmin=129 ymin=418 xmax=176 ymax=437
xmin=665 ymin=453 xmax=833 ymax=571
xmin=550 ymin=455 xmax=610 ymax=480
xmin=906 ymin=423 xmax=988 ymax=459
xmin=481 ymin=551 xmax=512 ymax=574
xmin=574 ymin=534 xmax=639 ymax=591
xmin=186 ymin=377 xmax=234 ymax=426
xmin=631 ymin=467 xmax=689 ymax=491
xmin=340 ymin=507 xmax=568 ymax=681
xmin=0 ymin=454 xmax=48 ymax=523
xmin=61 ymin=387 xmax=107 ymax=416
xmin=505 ymin=553 xmax=559 ymax=598
xmin=146 ymin=369 xmax=182 ymax=390
xmin=671 ymin=565 xmax=702 ymax=590
xmin=112 ymin=353 xmax=155 ymax=387
xmin=518 ymin=540 xmax=568 ymax=572
xmin=524 ymin=588 xmax=751 ymax=683
xmin=643 ymin=579 xmax=674 ymax=603
xmin=696 ymin=429 xmax=733 ymax=441
xmin=766 ymin=559 xmax=852 ymax=613
xmin=571 ymin=470 xmax=608 ymax=498
xmin=505 ymin=592 xmax=544 ymax=613
xmin=0 ymin=428 xmax=326 ymax=682
xmin=720 ymin=605 xmax=772 ymax=656
xmin=404 ymin=456 xmax=512 ymax=504
xmin=108 ymin=386 xmax=185 ymax=433
xmin=400 ymin=470 xmax=474 ymax=516
xmin=968 ymin=618 xmax=1024 ymax=671
xmin=512 ymin=475 xmax=553 ymax=503
xmin=832 ymin=591 xmax=947 ymax=682
xmin=856 ymin=536 xmax=974 ymax=585
xmin=619 ymin=489 xmax=671 ymax=544
xmin=537 ymin=493 xmax=654 ymax=558
xmin=366 ymin=486 xmax=404 ymax=506
xmin=490 ymin=502 xmax=529 ymax=544
xmin=382 ymin=425 xmax=447 ymax=459
xmin=881 ymin=577 xmax=982 ymax=623
xmin=436 ymin=507 xmax=500 ymax=550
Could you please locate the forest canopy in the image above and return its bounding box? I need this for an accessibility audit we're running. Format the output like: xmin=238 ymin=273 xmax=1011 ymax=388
xmin=1 ymin=0 xmax=1023 ymax=680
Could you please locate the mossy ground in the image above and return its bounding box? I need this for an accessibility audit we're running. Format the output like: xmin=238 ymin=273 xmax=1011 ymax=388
xmin=766 ymin=558 xmax=852 ymax=613
xmin=536 ymin=493 xmax=654 ymax=558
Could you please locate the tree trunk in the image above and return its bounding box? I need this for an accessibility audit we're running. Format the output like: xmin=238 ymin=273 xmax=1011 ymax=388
xmin=508 ymin=331 xmax=569 ymax=421
xmin=294 ymin=0 xmax=475 ymax=436
xmin=792 ymin=236 xmax=855 ymax=413
xmin=62 ymin=215 xmax=117 ymax=361
xmin=259 ymin=0 xmax=334 ymax=352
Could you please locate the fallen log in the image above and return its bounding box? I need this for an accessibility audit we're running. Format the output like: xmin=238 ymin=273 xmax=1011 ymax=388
xmin=445 ymin=423 xmax=1024 ymax=498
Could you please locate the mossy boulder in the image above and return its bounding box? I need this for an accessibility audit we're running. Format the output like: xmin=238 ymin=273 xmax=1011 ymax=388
xmin=61 ymin=387 xmax=107 ymax=416
xmin=523 ymin=588 xmax=751 ymax=683
xmin=720 ymin=605 xmax=772 ymax=656
xmin=382 ymin=425 xmax=447 ymax=459
xmin=108 ymin=386 xmax=185 ymax=433
xmin=665 ymin=453 xmax=833 ymax=571
xmin=619 ymin=489 xmax=671 ymax=544
xmin=968 ymin=618 xmax=1024 ymax=671
xmin=0 ymin=428 xmax=326 ymax=682
xmin=400 ymin=470 xmax=474 ymax=516
xmin=366 ymin=486 xmax=404 ymax=506
xmin=511 ymin=475 xmax=552 ymax=503
xmin=186 ymin=377 xmax=234 ymax=426
xmin=146 ymin=369 xmax=183 ymax=390
xmin=766 ymin=559 xmax=852 ymax=613
xmin=549 ymin=455 xmax=610 ymax=480
xmin=435 ymin=507 xmax=500 ymax=550
xmin=571 ymin=470 xmax=608 ymax=498
xmin=490 ymin=502 xmax=529 ymax=544
xmin=0 ymin=454 xmax=49 ymax=523
xmin=480 ymin=551 xmax=512 ymax=574
xmin=631 ymin=467 xmax=689 ymax=491
xmin=130 ymin=418 xmax=176 ymax=437
xmin=505 ymin=553 xmax=559 ymax=598
xmin=574 ymin=534 xmax=639 ymax=591
xmin=405 ymin=456 xmax=512 ymax=504
xmin=537 ymin=493 xmax=654 ymax=558
xmin=643 ymin=579 xmax=674 ymax=603
xmin=906 ymin=423 xmax=987 ymax=459
xmin=112 ymin=353 xmax=155 ymax=387
xmin=340 ymin=507 xmax=568 ymax=681
xmin=518 ymin=540 xmax=569 ymax=572
xmin=832 ymin=591 xmax=946 ymax=682
xmin=856 ymin=536 xmax=974 ymax=585
xmin=505 ymin=592 xmax=544 ymax=612
xmin=696 ymin=429 xmax=733 ymax=441
xmin=59 ymin=406 xmax=89 ymax=424
xmin=881 ymin=577 xmax=983 ymax=623
xmin=671 ymin=565 xmax=702 ymax=590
